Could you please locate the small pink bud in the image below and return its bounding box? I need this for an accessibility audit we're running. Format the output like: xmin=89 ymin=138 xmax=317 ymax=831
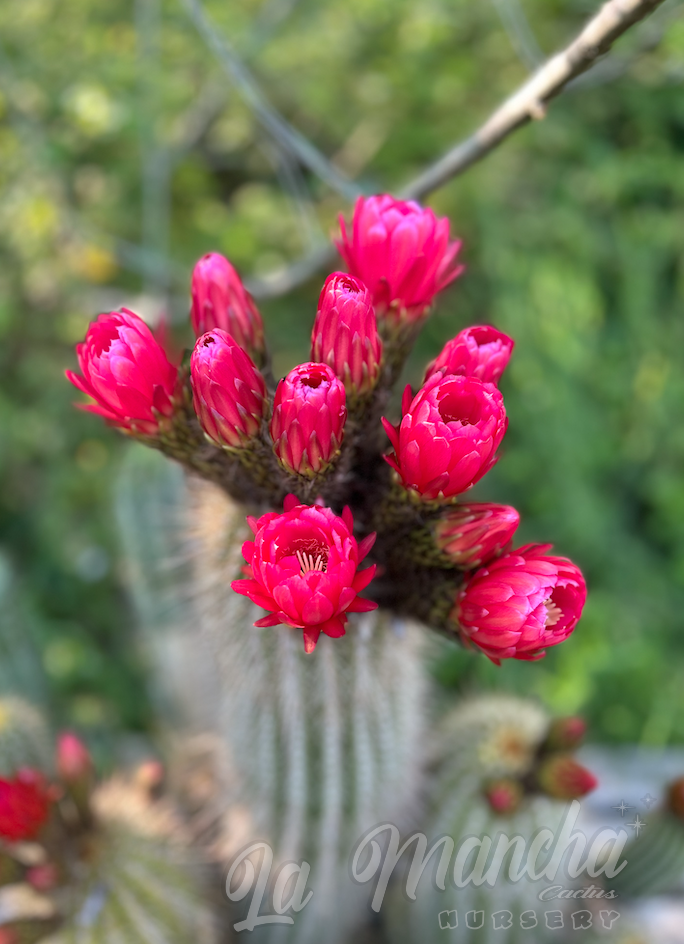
xmin=0 ymin=929 xmax=18 ymax=944
xmin=311 ymin=273 xmax=383 ymax=398
xmin=191 ymin=329 xmax=267 ymax=449
xmin=455 ymin=544 xmax=587 ymax=664
xmin=57 ymin=732 xmax=93 ymax=784
xmin=425 ymin=325 xmax=514 ymax=385
xmin=190 ymin=253 xmax=265 ymax=364
xmin=382 ymin=373 xmax=507 ymax=501
xmin=544 ymin=716 xmax=587 ymax=752
xmin=484 ymin=779 xmax=523 ymax=815
xmin=434 ymin=503 xmax=520 ymax=568
xmin=537 ymin=755 xmax=598 ymax=800
xmin=270 ymin=363 xmax=347 ymax=477
xmin=232 ymin=495 xmax=377 ymax=653
xmin=26 ymin=862 xmax=59 ymax=891
xmin=66 ymin=309 xmax=177 ymax=436
xmin=336 ymin=195 xmax=464 ymax=324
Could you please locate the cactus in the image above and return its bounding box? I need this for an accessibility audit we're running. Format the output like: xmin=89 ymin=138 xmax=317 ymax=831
xmin=116 ymin=446 xmax=429 ymax=943
xmin=0 ymin=696 xmax=52 ymax=777
xmin=610 ymin=777 xmax=684 ymax=900
xmin=383 ymin=695 xmax=584 ymax=944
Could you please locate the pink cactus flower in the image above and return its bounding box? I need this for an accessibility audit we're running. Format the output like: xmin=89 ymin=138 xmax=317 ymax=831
xmin=434 ymin=502 xmax=520 ymax=568
xmin=336 ymin=194 xmax=464 ymax=322
xmin=0 ymin=769 xmax=52 ymax=842
xmin=271 ymin=363 xmax=347 ymax=477
xmin=454 ymin=544 xmax=587 ymax=665
xmin=311 ymin=272 xmax=383 ymax=398
xmin=382 ymin=373 xmax=507 ymax=501
xmin=191 ymin=329 xmax=267 ymax=448
xmin=190 ymin=252 xmax=265 ymax=363
xmin=425 ymin=325 xmax=514 ymax=385
xmin=65 ymin=309 xmax=177 ymax=436
xmin=232 ymin=495 xmax=378 ymax=653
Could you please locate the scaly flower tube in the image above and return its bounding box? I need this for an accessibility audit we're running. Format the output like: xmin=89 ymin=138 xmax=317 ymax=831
xmin=382 ymin=373 xmax=507 ymax=501
xmin=66 ymin=309 xmax=177 ymax=435
xmin=311 ymin=272 xmax=383 ymax=399
xmin=425 ymin=325 xmax=514 ymax=386
xmin=232 ymin=496 xmax=377 ymax=653
xmin=191 ymin=329 xmax=267 ymax=449
xmin=271 ymin=363 xmax=347 ymax=477
xmin=190 ymin=252 xmax=265 ymax=364
xmin=454 ymin=544 xmax=587 ymax=664
xmin=434 ymin=502 xmax=520 ymax=568
xmin=0 ymin=769 xmax=52 ymax=842
xmin=336 ymin=194 xmax=464 ymax=324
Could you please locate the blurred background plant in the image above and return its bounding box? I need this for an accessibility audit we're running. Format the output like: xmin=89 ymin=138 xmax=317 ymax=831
xmin=1 ymin=0 xmax=683 ymax=753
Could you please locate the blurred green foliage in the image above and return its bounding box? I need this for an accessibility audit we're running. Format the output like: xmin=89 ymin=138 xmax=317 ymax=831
xmin=0 ymin=0 xmax=683 ymax=744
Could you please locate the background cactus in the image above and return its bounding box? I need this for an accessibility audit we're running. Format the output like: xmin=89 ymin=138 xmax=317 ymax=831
xmin=0 ymin=697 xmax=53 ymax=777
xmin=383 ymin=695 xmax=593 ymax=944
xmin=116 ymin=445 xmax=430 ymax=943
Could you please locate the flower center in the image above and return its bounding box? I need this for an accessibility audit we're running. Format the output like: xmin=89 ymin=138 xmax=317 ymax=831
xmin=295 ymin=549 xmax=327 ymax=575
xmin=544 ymin=598 xmax=563 ymax=627
xmin=300 ymin=369 xmax=325 ymax=389
xmin=438 ymin=390 xmax=483 ymax=426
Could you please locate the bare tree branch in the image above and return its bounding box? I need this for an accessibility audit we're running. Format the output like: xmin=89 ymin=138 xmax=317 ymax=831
xmin=248 ymin=0 xmax=669 ymax=298
xmin=403 ymin=0 xmax=667 ymax=200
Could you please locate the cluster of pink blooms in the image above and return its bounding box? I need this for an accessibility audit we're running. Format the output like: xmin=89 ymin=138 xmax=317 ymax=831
xmin=67 ymin=194 xmax=587 ymax=659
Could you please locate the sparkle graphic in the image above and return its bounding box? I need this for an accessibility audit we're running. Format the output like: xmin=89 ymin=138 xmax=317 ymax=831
xmin=627 ymin=815 xmax=646 ymax=837
xmin=612 ymin=800 xmax=634 ymax=817
xmin=641 ymin=793 xmax=657 ymax=809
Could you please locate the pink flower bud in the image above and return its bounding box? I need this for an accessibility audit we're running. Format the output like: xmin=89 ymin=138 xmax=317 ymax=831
xmin=484 ymin=779 xmax=523 ymax=815
xmin=425 ymin=325 xmax=514 ymax=385
xmin=311 ymin=273 xmax=383 ymax=398
xmin=191 ymin=329 xmax=267 ymax=449
xmin=434 ymin=503 xmax=520 ymax=568
xmin=455 ymin=544 xmax=587 ymax=664
xmin=537 ymin=755 xmax=598 ymax=800
xmin=544 ymin=716 xmax=587 ymax=752
xmin=56 ymin=732 xmax=92 ymax=784
xmin=0 ymin=769 xmax=52 ymax=842
xmin=232 ymin=495 xmax=378 ymax=653
xmin=382 ymin=374 xmax=507 ymax=501
xmin=190 ymin=253 xmax=265 ymax=363
xmin=26 ymin=862 xmax=59 ymax=891
xmin=271 ymin=363 xmax=347 ymax=477
xmin=336 ymin=194 xmax=464 ymax=323
xmin=66 ymin=309 xmax=177 ymax=436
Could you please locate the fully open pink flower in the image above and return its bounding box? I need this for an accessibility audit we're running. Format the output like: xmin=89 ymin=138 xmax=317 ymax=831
xmin=0 ymin=769 xmax=52 ymax=842
xmin=191 ymin=329 xmax=267 ymax=448
xmin=434 ymin=502 xmax=520 ymax=568
xmin=425 ymin=325 xmax=514 ymax=385
xmin=311 ymin=272 xmax=383 ymax=398
xmin=382 ymin=373 xmax=507 ymax=501
xmin=232 ymin=496 xmax=377 ymax=653
xmin=336 ymin=194 xmax=464 ymax=322
xmin=66 ymin=309 xmax=177 ymax=436
xmin=271 ymin=363 xmax=347 ymax=476
xmin=454 ymin=544 xmax=587 ymax=665
xmin=190 ymin=253 xmax=265 ymax=364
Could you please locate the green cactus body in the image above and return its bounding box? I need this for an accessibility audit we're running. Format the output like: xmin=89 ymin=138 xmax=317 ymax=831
xmin=384 ymin=696 xmax=570 ymax=944
xmin=41 ymin=829 xmax=216 ymax=944
xmin=610 ymin=811 xmax=684 ymax=900
xmin=117 ymin=447 xmax=430 ymax=943
xmin=0 ymin=696 xmax=52 ymax=776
